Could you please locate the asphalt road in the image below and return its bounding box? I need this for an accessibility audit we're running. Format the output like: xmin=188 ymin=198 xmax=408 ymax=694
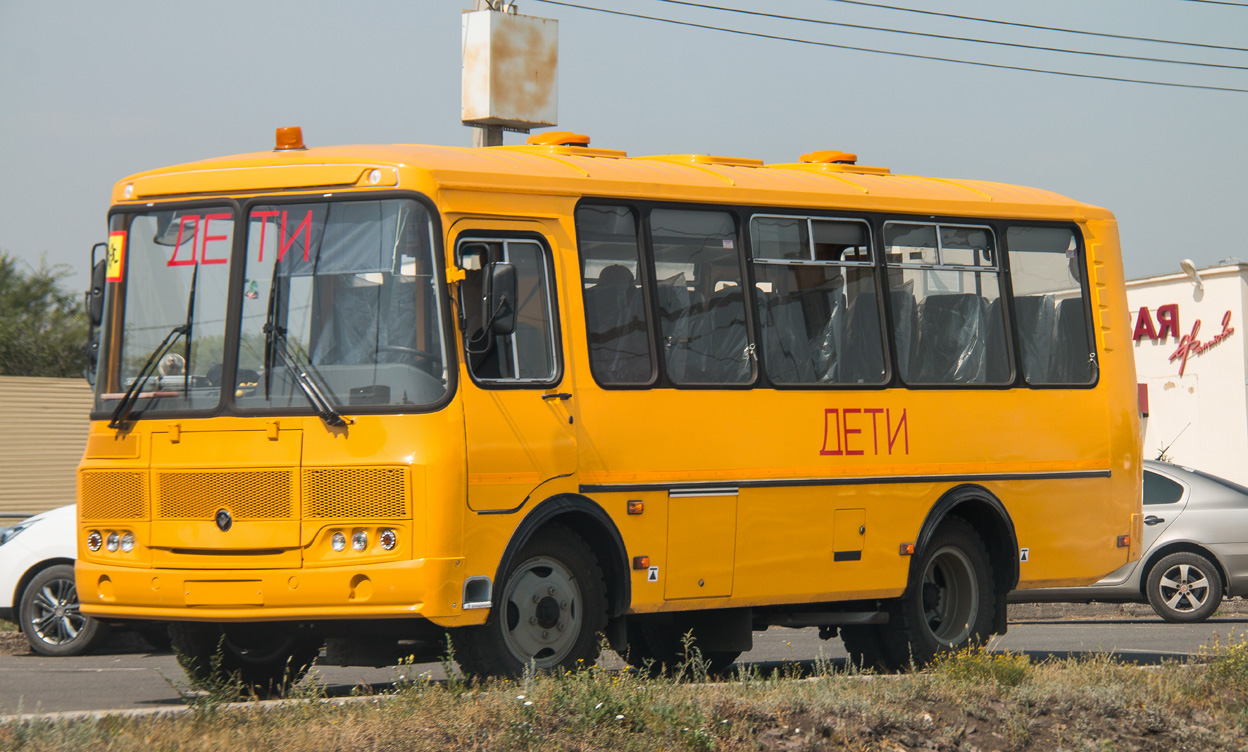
xmin=5 ymin=614 xmax=1248 ymax=717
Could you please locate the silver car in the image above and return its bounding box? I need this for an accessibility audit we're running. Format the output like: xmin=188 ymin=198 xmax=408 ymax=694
xmin=1010 ymin=460 xmax=1248 ymax=622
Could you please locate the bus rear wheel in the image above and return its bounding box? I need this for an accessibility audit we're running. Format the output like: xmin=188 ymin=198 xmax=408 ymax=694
xmin=452 ymin=524 xmax=608 ymax=678
xmin=850 ymin=517 xmax=995 ymax=671
xmin=169 ymin=622 xmax=321 ymax=697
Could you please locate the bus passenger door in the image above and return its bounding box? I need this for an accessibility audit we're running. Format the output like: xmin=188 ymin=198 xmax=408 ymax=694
xmin=452 ymin=226 xmax=577 ymax=512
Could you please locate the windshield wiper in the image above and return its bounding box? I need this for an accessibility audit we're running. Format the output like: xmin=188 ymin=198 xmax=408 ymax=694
xmin=263 ymin=322 xmax=350 ymax=427
xmin=109 ymin=262 xmax=200 ymax=429
xmin=107 ymin=323 xmax=189 ymax=429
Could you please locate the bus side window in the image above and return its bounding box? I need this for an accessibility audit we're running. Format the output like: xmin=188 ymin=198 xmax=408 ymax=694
xmin=649 ymin=208 xmax=754 ymax=385
xmin=749 ymin=216 xmax=885 ymax=385
xmin=458 ymin=238 xmax=559 ymax=384
xmin=1005 ymin=226 xmax=1095 ymax=385
xmin=884 ymin=222 xmax=1011 ymax=386
xmin=574 ymin=205 xmax=655 ymax=385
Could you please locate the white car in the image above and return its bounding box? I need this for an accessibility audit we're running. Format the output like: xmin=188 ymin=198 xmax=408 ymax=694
xmin=0 ymin=505 xmax=106 ymax=655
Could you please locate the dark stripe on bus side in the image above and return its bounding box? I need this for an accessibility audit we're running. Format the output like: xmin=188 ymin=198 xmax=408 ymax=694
xmin=579 ymin=469 xmax=1111 ymax=495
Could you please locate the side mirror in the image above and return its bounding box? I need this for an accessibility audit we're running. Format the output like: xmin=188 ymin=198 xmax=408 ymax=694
xmin=84 ymin=243 xmax=108 ymax=385
xmin=484 ymin=261 xmax=516 ymax=336
xmin=87 ymin=254 xmax=107 ymax=327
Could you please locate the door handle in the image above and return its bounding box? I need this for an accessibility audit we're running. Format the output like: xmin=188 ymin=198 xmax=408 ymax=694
xmin=1144 ymin=515 xmax=1165 ymax=526
xmin=541 ymin=392 xmax=572 ymax=401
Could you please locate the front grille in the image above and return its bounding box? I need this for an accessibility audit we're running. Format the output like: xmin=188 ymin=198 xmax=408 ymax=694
xmin=303 ymin=467 xmax=409 ymax=519
xmin=79 ymin=471 xmax=147 ymax=520
xmin=155 ymin=470 xmax=294 ymax=520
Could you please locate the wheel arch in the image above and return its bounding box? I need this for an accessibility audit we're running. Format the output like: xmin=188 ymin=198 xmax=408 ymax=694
xmin=1136 ymin=541 xmax=1229 ymax=599
xmin=491 ymin=493 xmax=630 ymax=618
xmin=910 ymin=484 xmax=1019 ymax=634
xmin=12 ymin=558 xmax=75 ymax=617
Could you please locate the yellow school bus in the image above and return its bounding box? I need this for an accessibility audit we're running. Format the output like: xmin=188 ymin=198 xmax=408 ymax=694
xmin=77 ymin=128 xmax=1141 ymax=687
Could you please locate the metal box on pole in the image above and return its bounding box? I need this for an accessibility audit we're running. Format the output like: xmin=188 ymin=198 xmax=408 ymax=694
xmin=462 ymin=7 xmax=558 ymax=143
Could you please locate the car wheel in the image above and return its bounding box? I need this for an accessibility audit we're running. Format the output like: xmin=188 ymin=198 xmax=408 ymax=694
xmin=1145 ymin=552 xmax=1223 ymax=623
xmin=18 ymin=564 xmax=107 ymax=657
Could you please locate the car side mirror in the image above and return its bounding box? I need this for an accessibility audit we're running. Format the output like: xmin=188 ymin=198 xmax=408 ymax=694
xmin=484 ymin=261 xmax=516 ymax=336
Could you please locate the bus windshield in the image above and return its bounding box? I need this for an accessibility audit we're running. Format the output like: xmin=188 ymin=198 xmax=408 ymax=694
xmin=96 ymin=197 xmax=450 ymax=415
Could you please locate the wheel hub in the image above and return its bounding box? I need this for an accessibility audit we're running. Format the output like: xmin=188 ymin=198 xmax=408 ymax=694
xmin=535 ymin=596 xmax=561 ymax=629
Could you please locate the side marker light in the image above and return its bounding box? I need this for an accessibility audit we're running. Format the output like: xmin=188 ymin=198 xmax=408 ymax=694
xmin=899 ymin=543 xmax=915 ymax=556
xmin=633 ymin=556 xmax=650 ymax=570
xmin=1117 ymin=535 xmax=1131 ymax=548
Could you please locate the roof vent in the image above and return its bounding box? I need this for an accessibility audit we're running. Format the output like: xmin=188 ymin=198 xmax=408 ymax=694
xmin=275 ymin=126 xmax=307 ymax=151
xmin=527 ymin=131 xmax=591 ymax=147
xmin=800 ymin=150 xmax=856 ymax=164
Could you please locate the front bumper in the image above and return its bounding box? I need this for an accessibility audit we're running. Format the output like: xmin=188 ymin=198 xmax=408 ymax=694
xmin=76 ymin=556 xmax=488 ymax=626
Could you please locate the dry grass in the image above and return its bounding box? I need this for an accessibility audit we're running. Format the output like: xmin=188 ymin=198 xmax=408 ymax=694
xmin=5 ymin=638 xmax=1248 ymax=751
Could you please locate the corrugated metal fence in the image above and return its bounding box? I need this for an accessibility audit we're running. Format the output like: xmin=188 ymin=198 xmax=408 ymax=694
xmin=0 ymin=376 xmax=92 ymax=517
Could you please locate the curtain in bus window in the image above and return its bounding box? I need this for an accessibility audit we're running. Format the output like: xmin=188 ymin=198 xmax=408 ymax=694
xmin=650 ymin=209 xmax=753 ymax=385
xmin=1006 ymin=226 xmax=1095 ymax=385
xmin=236 ymin=199 xmax=448 ymax=410
xmin=575 ymin=205 xmax=654 ymax=384
xmin=108 ymin=209 xmax=233 ymax=412
xmin=750 ymin=216 xmax=885 ymax=385
xmin=885 ymin=222 xmax=1009 ymax=385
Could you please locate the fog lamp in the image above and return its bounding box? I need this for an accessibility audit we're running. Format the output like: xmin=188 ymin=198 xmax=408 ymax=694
xmin=86 ymin=530 xmax=102 ymax=552
xmin=352 ymin=530 xmax=368 ymax=552
xmin=106 ymin=532 xmax=120 ymax=552
xmin=331 ymin=532 xmax=347 ymax=552
xmin=379 ymin=528 xmax=397 ymax=551
xmin=120 ymin=532 xmax=135 ymax=553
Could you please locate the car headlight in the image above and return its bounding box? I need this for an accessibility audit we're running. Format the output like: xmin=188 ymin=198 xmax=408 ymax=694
xmin=0 ymin=520 xmax=33 ymax=547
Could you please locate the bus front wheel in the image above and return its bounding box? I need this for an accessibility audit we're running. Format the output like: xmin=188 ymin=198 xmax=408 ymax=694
xmin=169 ymin=622 xmax=321 ymax=696
xmin=452 ymin=523 xmax=608 ymax=678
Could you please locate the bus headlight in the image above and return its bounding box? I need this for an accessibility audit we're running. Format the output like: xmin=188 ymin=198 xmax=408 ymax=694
xmin=352 ymin=530 xmax=368 ymax=552
xmin=331 ymin=532 xmax=347 ymax=552
xmin=86 ymin=530 xmax=103 ymax=552
xmin=106 ymin=532 xmax=120 ymax=552
xmin=379 ymin=528 xmax=397 ymax=551
xmin=120 ymin=532 xmax=136 ymax=553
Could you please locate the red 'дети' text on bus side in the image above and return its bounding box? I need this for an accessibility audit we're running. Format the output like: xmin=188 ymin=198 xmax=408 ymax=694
xmin=821 ymin=408 xmax=909 ymax=457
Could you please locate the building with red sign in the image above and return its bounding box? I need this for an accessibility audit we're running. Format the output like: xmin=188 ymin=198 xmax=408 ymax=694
xmin=1127 ymin=261 xmax=1247 ymax=483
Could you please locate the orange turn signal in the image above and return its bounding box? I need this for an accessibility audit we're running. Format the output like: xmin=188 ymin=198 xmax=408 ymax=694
xmin=1117 ymin=535 xmax=1131 ymax=548
xmin=627 ymin=500 xmax=644 ymax=515
xmin=633 ymin=556 xmax=650 ymax=570
xmin=899 ymin=543 xmax=915 ymax=556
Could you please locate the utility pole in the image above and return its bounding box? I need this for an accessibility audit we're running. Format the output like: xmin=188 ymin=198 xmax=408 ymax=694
xmin=462 ymin=1 xmax=558 ymax=147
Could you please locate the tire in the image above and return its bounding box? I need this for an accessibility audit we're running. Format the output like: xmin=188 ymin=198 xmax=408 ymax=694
xmin=1145 ymin=552 xmax=1223 ymax=623
xmin=452 ymin=523 xmax=608 ymax=678
xmin=137 ymin=623 xmax=173 ymax=652
xmin=18 ymin=564 xmax=107 ymax=657
xmin=839 ymin=624 xmax=892 ymax=672
xmin=875 ymin=517 xmax=996 ymax=670
xmin=169 ymin=622 xmax=321 ymax=696
xmin=623 ymin=619 xmax=741 ymax=677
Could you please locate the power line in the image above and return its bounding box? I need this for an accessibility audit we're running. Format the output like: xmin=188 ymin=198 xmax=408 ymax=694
xmin=1180 ymin=0 xmax=1248 ymax=6
xmin=813 ymin=0 xmax=1248 ymax=54
xmin=646 ymin=0 xmax=1248 ymax=71
xmin=531 ymin=0 xmax=1248 ymax=94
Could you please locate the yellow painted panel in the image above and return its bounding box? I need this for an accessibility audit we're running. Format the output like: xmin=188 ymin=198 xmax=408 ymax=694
xmin=833 ymin=509 xmax=866 ymax=554
xmin=665 ymin=495 xmax=736 ymax=599
xmin=184 ymin=580 xmax=263 ymax=607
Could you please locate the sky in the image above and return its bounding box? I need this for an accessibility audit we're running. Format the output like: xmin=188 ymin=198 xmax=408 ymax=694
xmin=1 ymin=0 xmax=1245 ymax=293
